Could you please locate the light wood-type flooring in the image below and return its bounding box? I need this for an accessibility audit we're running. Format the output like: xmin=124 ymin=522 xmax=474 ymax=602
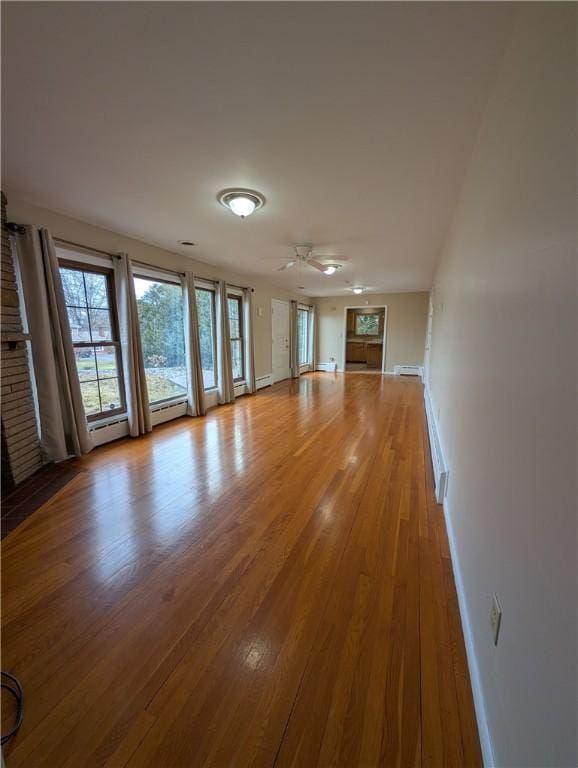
xmin=2 ymin=373 xmax=481 ymax=767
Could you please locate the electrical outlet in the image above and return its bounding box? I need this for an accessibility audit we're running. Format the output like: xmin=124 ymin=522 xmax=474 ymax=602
xmin=490 ymin=594 xmax=502 ymax=646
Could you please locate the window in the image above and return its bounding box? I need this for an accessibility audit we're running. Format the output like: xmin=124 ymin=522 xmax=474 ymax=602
xmin=298 ymin=307 xmax=309 ymax=365
xmin=133 ymin=275 xmax=187 ymax=405
xmin=355 ymin=313 xmax=381 ymax=336
xmin=227 ymin=294 xmax=244 ymax=382
xmin=195 ymin=286 xmax=217 ymax=390
xmin=59 ymin=262 xmax=125 ymax=421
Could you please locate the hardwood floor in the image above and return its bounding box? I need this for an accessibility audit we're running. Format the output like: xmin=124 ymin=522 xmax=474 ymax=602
xmin=1 ymin=373 xmax=481 ymax=767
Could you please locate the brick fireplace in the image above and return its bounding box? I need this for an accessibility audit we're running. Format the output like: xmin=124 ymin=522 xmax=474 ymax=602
xmin=1 ymin=192 xmax=42 ymax=487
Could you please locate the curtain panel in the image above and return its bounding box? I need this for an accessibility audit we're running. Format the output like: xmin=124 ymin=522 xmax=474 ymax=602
xmin=115 ymin=254 xmax=151 ymax=437
xmin=182 ymin=272 xmax=206 ymax=416
xmin=14 ymin=226 xmax=93 ymax=461
xmin=289 ymin=300 xmax=300 ymax=378
xmin=243 ymin=288 xmax=256 ymax=394
xmin=308 ymin=304 xmax=317 ymax=371
xmin=216 ymin=280 xmax=235 ymax=404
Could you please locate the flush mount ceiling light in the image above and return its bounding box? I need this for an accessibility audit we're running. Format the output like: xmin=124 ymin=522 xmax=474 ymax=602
xmin=218 ymin=188 xmax=265 ymax=218
xmin=352 ymin=287 xmax=364 ymax=294
xmin=322 ymin=264 xmax=341 ymax=276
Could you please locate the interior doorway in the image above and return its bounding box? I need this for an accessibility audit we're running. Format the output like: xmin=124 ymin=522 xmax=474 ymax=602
xmin=271 ymin=299 xmax=290 ymax=383
xmin=343 ymin=306 xmax=387 ymax=373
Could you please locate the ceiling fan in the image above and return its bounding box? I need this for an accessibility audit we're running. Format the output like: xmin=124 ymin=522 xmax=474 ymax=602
xmin=275 ymin=245 xmax=347 ymax=275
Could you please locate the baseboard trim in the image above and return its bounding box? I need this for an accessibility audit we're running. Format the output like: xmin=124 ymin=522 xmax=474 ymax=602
xmin=442 ymin=496 xmax=495 ymax=768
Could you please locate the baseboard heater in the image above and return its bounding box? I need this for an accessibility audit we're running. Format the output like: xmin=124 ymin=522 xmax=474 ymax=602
xmin=316 ymin=362 xmax=338 ymax=372
xmin=256 ymin=374 xmax=273 ymax=390
xmin=394 ymin=365 xmax=424 ymax=379
xmin=423 ymin=387 xmax=448 ymax=503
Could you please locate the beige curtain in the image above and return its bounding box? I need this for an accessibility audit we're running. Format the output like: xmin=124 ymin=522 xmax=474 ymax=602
xmin=289 ymin=300 xmax=300 ymax=378
xmin=182 ymin=272 xmax=206 ymax=416
xmin=15 ymin=226 xmax=93 ymax=461
xmin=243 ymin=288 xmax=256 ymax=393
xmin=308 ymin=304 xmax=317 ymax=371
xmin=115 ymin=254 xmax=151 ymax=437
xmin=216 ymin=280 xmax=235 ymax=404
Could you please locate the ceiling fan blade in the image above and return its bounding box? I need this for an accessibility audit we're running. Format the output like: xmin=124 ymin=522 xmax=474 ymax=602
xmin=278 ymin=260 xmax=296 ymax=271
xmin=308 ymin=259 xmax=327 ymax=272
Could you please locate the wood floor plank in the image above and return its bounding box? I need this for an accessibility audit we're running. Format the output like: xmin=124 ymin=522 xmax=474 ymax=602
xmin=1 ymin=373 xmax=481 ymax=767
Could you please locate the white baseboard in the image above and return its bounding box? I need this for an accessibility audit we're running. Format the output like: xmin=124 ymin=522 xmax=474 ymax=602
xmin=394 ymin=364 xmax=424 ymax=379
xmin=316 ymin=362 xmax=338 ymax=372
xmin=256 ymin=373 xmax=273 ymax=390
xmin=423 ymin=386 xmax=448 ymax=503
xmin=442 ymin=496 xmax=495 ymax=768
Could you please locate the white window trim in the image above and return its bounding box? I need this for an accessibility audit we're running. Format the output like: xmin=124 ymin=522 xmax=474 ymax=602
xmin=55 ymin=242 xmax=114 ymax=268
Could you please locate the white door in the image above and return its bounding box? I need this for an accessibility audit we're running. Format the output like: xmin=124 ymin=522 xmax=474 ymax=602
xmin=271 ymin=299 xmax=290 ymax=383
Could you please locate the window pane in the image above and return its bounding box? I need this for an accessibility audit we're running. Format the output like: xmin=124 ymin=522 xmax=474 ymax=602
xmin=89 ymin=308 xmax=113 ymax=341
xmin=67 ymin=307 xmax=91 ymax=342
xmin=75 ymin=347 xmax=97 ymax=381
xmin=355 ymin=314 xmax=380 ymax=335
xmin=231 ymin=339 xmax=243 ymax=380
xmin=98 ymin=378 xmax=122 ymax=413
xmin=59 ymin=262 xmax=125 ymax=422
xmin=228 ymin=297 xmax=240 ymax=338
xmin=298 ymin=308 xmax=309 ymax=365
xmin=60 ymin=268 xmax=86 ymax=307
xmin=95 ymin=345 xmax=119 ymax=379
xmin=84 ymin=272 xmax=109 ymax=308
xmin=196 ymin=288 xmax=216 ymax=390
xmin=134 ymin=277 xmax=187 ymax=404
xmin=80 ymin=381 xmax=101 ymax=416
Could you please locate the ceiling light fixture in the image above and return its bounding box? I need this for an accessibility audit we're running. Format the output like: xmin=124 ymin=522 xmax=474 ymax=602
xmin=218 ymin=188 xmax=265 ymax=218
xmin=322 ymin=264 xmax=340 ymax=276
xmin=352 ymin=287 xmax=364 ymax=294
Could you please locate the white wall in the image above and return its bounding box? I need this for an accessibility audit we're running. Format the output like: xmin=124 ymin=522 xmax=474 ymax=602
xmin=426 ymin=6 xmax=576 ymax=767
xmin=6 ymin=198 xmax=307 ymax=380
xmin=315 ymin=292 xmax=429 ymax=372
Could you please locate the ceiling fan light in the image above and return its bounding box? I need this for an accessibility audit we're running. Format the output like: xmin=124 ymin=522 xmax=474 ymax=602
xmin=323 ymin=265 xmax=339 ymax=276
xmin=219 ymin=188 xmax=265 ymax=218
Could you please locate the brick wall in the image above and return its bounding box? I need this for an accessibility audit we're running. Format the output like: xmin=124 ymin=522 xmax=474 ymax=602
xmin=1 ymin=192 xmax=42 ymax=486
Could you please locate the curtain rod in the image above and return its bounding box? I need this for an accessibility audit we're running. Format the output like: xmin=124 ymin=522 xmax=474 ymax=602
xmin=131 ymin=258 xmax=185 ymax=278
xmin=54 ymin=237 xmax=121 ymax=260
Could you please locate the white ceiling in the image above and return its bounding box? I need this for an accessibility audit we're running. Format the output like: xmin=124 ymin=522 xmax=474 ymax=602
xmin=2 ymin=2 xmax=514 ymax=297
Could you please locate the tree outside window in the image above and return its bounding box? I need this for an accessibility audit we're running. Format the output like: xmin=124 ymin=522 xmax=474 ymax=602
xmin=133 ymin=277 xmax=187 ymax=404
